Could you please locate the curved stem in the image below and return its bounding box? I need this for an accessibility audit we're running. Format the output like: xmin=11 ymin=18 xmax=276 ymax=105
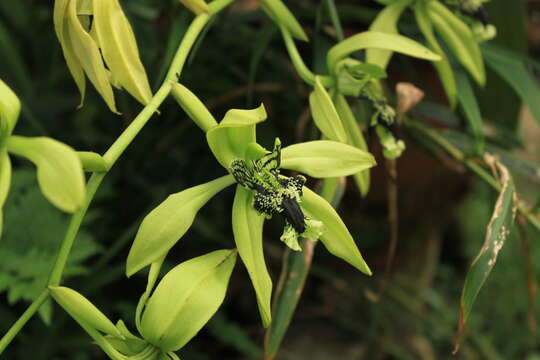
xmin=279 ymin=26 xmax=332 ymax=87
xmin=0 ymin=7 xmax=228 ymax=352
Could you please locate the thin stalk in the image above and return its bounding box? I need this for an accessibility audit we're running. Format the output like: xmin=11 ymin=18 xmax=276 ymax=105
xmin=0 ymin=7 xmax=229 ymax=352
xmin=406 ymin=119 xmax=540 ymax=232
xmin=279 ymin=26 xmax=332 ymax=87
xmin=0 ymin=290 xmax=48 ymax=353
xmin=325 ymin=0 xmax=345 ymax=41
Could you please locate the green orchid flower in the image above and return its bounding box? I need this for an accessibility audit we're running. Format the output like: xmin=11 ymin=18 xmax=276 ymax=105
xmin=0 ymin=79 xmax=86 ymax=233
xmin=126 ymin=83 xmax=376 ymax=327
xmin=50 ymin=249 xmax=237 ymax=360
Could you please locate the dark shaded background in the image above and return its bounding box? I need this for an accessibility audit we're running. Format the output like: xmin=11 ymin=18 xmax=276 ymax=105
xmin=1 ymin=0 xmax=540 ymax=359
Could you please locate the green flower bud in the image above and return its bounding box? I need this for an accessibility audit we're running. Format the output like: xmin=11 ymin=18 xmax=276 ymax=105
xmin=0 ymin=80 xmax=20 ymax=143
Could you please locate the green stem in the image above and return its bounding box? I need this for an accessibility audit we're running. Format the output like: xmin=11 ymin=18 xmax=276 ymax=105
xmin=325 ymin=0 xmax=345 ymax=41
xmin=406 ymin=119 xmax=540 ymax=231
xmin=0 ymin=7 xmax=227 ymax=352
xmin=279 ymin=26 xmax=332 ymax=87
xmin=0 ymin=290 xmax=48 ymax=353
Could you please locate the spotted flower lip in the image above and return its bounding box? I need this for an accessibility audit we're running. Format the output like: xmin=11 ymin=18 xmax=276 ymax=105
xmin=127 ymin=96 xmax=376 ymax=327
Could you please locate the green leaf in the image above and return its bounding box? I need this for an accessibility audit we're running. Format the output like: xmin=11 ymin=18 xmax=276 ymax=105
xmin=232 ymin=186 xmax=272 ymax=327
xmin=454 ymin=156 xmax=515 ymax=353
xmin=49 ymin=286 xmax=122 ymax=338
xmin=258 ymin=0 xmax=308 ymax=41
xmin=427 ymin=1 xmax=485 ymax=86
xmin=456 ymin=71 xmax=484 ymax=153
xmin=309 ymin=76 xmax=347 ymax=143
xmin=140 ymin=249 xmax=237 ymax=352
xmin=206 ymin=104 xmax=267 ymax=169
xmin=482 ymin=43 xmax=540 ymax=127
xmin=333 ymin=94 xmax=371 ymax=197
xmin=6 ymin=136 xmax=85 ymax=213
xmin=301 ymin=187 xmax=371 ymax=275
xmin=172 ymin=83 xmax=217 ymax=133
xmin=126 ymin=175 xmax=235 ymax=276
xmin=327 ymin=31 xmax=441 ymax=73
xmin=414 ymin=0 xmax=457 ymax=107
xmin=366 ymin=0 xmax=414 ymax=69
xmin=93 ymin=0 xmax=153 ymax=106
xmin=281 ymin=140 xmax=375 ymax=178
xmin=0 ymin=79 xmax=20 ymax=140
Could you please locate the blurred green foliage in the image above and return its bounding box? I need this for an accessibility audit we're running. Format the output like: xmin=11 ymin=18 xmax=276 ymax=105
xmin=0 ymin=0 xmax=539 ymax=359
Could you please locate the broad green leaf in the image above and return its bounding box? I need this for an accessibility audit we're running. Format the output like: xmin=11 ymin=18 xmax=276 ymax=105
xmin=482 ymin=44 xmax=540 ymax=127
xmin=427 ymin=1 xmax=485 ymax=86
xmin=126 ymin=175 xmax=235 ymax=276
xmin=366 ymin=0 xmax=413 ymax=69
xmin=77 ymin=151 xmax=109 ymax=172
xmin=456 ymin=71 xmax=484 ymax=153
xmin=301 ymin=187 xmax=371 ymax=275
xmin=93 ymin=0 xmax=153 ymax=105
xmin=172 ymin=83 xmax=217 ymax=132
xmin=140 ymin=249 xmax=237 ymax=352
xmin=54 ymin=0 xmax=86 ymax=107
xmin=414 ymin=0 xmax=457 ymax=107
xmin=327 ymin=31 xmax=441 ymax=73
xmin=49 ymin=286 xmax=122 ymax=338
xmin=65 ymin=0 xmax=117 ymax=112
xmin=333 ymin=94 xmax=371 ymax=197
xmin=0 ymin=79 xmax=20 ymax=140
xmin=206 ymin=104 xmax=267 ymax=169
xmin=454 ymin=156 xmax=515 ymax=353
xmin=0 ymin=151 xmax=11 ymax=235
xmin=179 ymin=0 xmax=209 ymax=14
xmin=281 ymin=140 xmax=375 ymax=178
xmin=309 ymin=77 xmax=347 ymax=143
xmin=232 ymin=186 xmax=272 ymax=327
xmin=258 ymin=0 xmax=308 ymax=41
xmin=6 ymin=136 xmax=85 ymax=213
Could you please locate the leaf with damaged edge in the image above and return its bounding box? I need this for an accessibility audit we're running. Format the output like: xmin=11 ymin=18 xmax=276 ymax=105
xmin=454 ymin=155 xmax=516 ymax=353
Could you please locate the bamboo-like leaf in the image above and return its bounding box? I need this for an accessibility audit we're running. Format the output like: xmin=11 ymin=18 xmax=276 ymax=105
xmin=301 ymin=187 xmax=371 ymax=275
xmin=206 ymin=104 xmax=267 ymax=169
xmin=93 ymin=0 xmax=153 ymax=105
xmin=414 ymin=0 xmax=457 ymax=107
xmin=281 ymin=140 xmax=375 ymax=178
xmin=232 ymin=186 xmax=272 ymax=327
xmin=6 ymin=136 xmax=85 ymax=213
xmin=482 ymin=44 xmax=540 ymax=127
xmin=309 ymin=77 xmax=348 ymax=143
xmin=455 ymin=71 xmax=484 ymax=153
xmin=179 ymin=0 xmax=209 ymax=15
xmin=366 ymin=0 xmax=413 ymax=69
xmin=327 ymin=31 xmax=441 ymax=73
xmin=49 ymin=286 xmax=122 ymax=338
xmin=65 ymin=0 xmax=117 ymax=112
xmin=140 ymin=249 xmax=237 ymax=352
xmin=172 ymin=83 xmax=217 ymax=132
xmin=453 ymin=155 xmax=516 ymax=353
xmin=333 ymin=94 xmax=371 ymax=197
xmin=427 ymin=1 xmax=485 ymax=86
xmin=53 ymin=0 xmax=86 ymax=107
xmin=126 ymin=175 xmax=235 ymax=277
xmin=257 ymin=0 xmax=308 ymax=41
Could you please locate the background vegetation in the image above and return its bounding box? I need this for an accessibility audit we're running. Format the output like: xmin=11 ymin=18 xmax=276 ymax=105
xmin=1 ymin=0 xmax=540 ymax=359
